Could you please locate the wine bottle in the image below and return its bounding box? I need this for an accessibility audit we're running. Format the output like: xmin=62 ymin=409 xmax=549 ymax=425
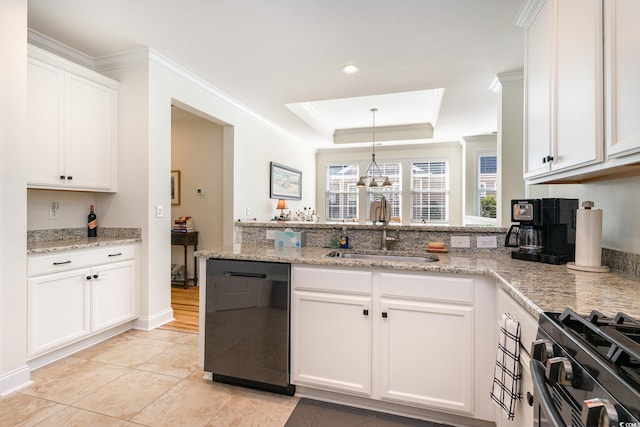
xmin=88 ymin=205 xmax=97 ymax=237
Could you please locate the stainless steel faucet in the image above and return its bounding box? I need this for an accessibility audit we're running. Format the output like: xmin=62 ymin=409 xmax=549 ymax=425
xmin=376 ymin=195 xmax=400 ymax=251
xmin=380 ymin=222 xmax=400 ymax=251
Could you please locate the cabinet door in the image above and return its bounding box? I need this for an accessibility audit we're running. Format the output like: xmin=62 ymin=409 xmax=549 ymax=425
xmin=524 ymin=0 xmax=603 ymax=178
xmin=553 ymin=0 xmax=603 ymax=172
xmin=379 ymin=298 xmax=473 ymax=414
xmin=66 ymin=73 xmax=116 ymax=190
xmin=524 ymin=0 xmax=553 ymax=178
xmin=291 ymin=290 xmax=372 ymax=395
xmin=28 ymin=269 xmax=90 ymax=356
xmin=91 ymin=260 xmax=136 ymax=332
xmin=605 ymin=0 xmax=640 ymax=158
xmin=27 ymin=57 xmax=65 ymax=187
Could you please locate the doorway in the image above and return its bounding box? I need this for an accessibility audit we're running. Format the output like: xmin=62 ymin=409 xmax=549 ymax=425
xmin=165 ymin=104 xmax=225 ymax=333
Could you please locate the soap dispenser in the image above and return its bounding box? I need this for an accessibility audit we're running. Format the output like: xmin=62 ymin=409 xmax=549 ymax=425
xmin=339 ymin=226 xmax=349 ymax=249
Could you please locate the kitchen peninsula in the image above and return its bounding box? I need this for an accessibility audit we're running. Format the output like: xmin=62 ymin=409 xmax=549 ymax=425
xmin=196 ymin=222 xmax=640 ymax=426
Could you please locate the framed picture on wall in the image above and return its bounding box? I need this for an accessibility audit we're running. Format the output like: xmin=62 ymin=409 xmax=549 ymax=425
xmin=270 ymin=162 xmax=302 ymax=200
xmin=171 ymin=170 xmax=181 ymax=205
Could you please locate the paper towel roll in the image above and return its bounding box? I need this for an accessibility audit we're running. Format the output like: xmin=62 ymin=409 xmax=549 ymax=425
xmin=575 ymin=208 xmax=603 ymax=268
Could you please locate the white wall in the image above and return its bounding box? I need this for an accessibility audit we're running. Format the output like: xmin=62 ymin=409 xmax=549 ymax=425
xmin=497 ymin=72 xmax=525 ymax=226
xmin=171 ymin=112 xmax=224 ymax=278
xmin=0 ymin=0 xmax=30 ymax=395
xmin=531 ymin=176 xmax=640 ymax=254
xmin=316 ymin=142 xmax=463 ymax=225
xmin=28 ymin=190 xmax=104 ymax=229
xmin=462 ymin=135 xmax=496 ymax=222
xmin=96 ymin=49 xmax=317 ymax=330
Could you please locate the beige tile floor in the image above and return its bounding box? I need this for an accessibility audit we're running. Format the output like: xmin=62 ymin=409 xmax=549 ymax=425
xmin=0 ymin=328 xmax=299 ymax=426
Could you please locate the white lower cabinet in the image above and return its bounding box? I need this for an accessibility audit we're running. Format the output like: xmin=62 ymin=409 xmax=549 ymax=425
xmin=377 ymin=272 xmax=475 ymax=414
xmin=292 ymin=291 xmax=372 ymax=395
xmin=28 ymin=268 xmax=91 ymax=356
xmin=90 ymin=260 xmax=136 ymax=332
xmin=27 ymin=245 xmax=137 ymax=358
xmin=379 ymin=298 xmax=473 ymax=412
xmin=291 ymin=265 xmax=494 ymax=422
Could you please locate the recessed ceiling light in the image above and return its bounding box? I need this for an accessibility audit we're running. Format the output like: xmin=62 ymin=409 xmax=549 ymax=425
xmin=342 ymin=64 xmax=360 ymax=74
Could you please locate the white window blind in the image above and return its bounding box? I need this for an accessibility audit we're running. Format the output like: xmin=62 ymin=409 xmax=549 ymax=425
xmin=326 ymin=164 xmax=359 ymax=221
xmin=411 ymin=161 xmax=449 ymax=223
xmin=478 ymin=154 xmax=497 ymax=218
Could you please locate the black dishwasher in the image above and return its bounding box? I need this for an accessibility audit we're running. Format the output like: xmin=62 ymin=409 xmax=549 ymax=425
xmin=204 ymin=259 xmax=294 ymax=396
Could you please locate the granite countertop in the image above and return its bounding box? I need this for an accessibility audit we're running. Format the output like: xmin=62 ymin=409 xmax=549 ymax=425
xmin=195 ymin=245 xmax=640 ymax=320
xmin=236 ymin=221 xmax=508 ymax=233
xmin=27 ymin=236 xmax=142 ymax=255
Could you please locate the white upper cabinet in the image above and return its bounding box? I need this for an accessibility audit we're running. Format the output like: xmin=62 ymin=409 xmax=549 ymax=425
xmin=523 ymin=0 xmax=553 ymax=178
xmin=604 ymin=0 xmax=640 ymax=158
xmin=523 ymin=0 xmax=603 ymax=179
xmin=27 ymin=45 xmax=118 ymax=192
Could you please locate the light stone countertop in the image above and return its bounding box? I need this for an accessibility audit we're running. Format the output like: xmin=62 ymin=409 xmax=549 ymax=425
xmin=27 ymin=236 xmax=142 ymax=255
xmin=196 ymin=245 xmax=640 ymax=320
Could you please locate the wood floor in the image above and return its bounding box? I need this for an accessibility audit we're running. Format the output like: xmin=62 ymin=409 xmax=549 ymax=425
xmin=160 ymin=285 xmax=199 ymax=333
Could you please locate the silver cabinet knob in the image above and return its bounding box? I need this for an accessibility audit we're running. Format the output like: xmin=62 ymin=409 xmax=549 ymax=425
xmin=546 ymin=357 xmax=573 ymax=386
xmin=581 ymin=398 xmax=619 ymax=427
xmin=531 ymin=339 xmax=554 ymax=363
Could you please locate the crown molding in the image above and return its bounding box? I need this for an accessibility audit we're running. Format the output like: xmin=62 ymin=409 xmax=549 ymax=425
xmin=27 ymin=28 xmax=95 ymax=69
xmin=489 ymin=70 xmax=525 ymax=92
xmin=94 ymin=49 xmax=151 ymax=71
xmin=333 ymin=123 xmax=434 ymax=144
xmin=29 ymin=35 xmax=300 ymax=143
xmin=514 ymin=0 xmax=546 ymax=29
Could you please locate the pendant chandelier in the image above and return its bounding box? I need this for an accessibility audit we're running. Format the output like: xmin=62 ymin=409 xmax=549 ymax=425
xmin=356 ymin=108 xmax=392 ymax=189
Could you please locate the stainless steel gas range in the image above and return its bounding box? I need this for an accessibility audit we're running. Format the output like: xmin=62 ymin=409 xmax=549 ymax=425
xmin=531 ymin=309 xmax=640 ymax=426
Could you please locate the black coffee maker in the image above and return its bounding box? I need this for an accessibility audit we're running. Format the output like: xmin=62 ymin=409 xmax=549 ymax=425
xmin=505 ymin=198 xmax=579 ymax=264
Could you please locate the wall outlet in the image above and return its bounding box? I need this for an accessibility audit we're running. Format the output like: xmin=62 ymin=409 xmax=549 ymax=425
xmin=450 ymin=235 xmax=470 ymax=248
xmin=156 ymin=205 xmax=164 ymax=218
xmin=245 ymin=207 xmax=251 ymax=217
xmin=266 ymin=229 xmax=276 ymax=240
xmin=196 ymin=186 xmax=205 ymax=197
xmin=476 ymin=236 xmax=498 ymax=248
xmin=49 ymin=202 xmax=59 ymax=220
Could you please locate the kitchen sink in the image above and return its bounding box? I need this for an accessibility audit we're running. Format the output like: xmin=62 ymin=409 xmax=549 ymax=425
xmin=326 ymin=250 xmax=438 ymax=263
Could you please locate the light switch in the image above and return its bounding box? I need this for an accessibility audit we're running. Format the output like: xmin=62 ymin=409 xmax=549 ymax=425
xmin=196 ymin=186 xmax=205 ymax=197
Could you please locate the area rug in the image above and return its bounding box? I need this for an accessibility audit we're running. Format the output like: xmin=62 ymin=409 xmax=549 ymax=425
xmin=285 ymin=398 xmax=450 ymax=427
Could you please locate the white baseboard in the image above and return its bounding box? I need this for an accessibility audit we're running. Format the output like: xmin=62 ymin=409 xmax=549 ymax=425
xmin=27 ymin=322 xmax=133 ymax=371
xmin=132 ymin=307 xmax=174 ymax=331
xmin=0 ymin=365 xmax=32 ymax=397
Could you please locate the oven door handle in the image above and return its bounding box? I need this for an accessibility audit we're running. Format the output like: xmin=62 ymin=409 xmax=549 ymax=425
xmin=530 ymin=359 xmax=567 ymax=427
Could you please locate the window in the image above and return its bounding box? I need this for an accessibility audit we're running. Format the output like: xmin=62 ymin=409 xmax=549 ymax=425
xmin=411 ymin=161 xmax=449 ymax=223
xmin=326 ymin=164 xmax=359 ymax=221
xmin=478 ymin=154 xmax=497 ymax=218
xmin=367 ymin=162 xmax=401 ymax=221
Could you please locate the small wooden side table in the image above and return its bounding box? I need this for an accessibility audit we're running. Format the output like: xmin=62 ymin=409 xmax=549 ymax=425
xmin=171 ymin=231 xmax=198 ymax=288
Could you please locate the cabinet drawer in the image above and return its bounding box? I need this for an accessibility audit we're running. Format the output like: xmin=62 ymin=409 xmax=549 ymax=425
xmin=377 ymin=272 xmax=474 ymax=304
xmin=28 ymin=245 xmax=135 ymax=276
xmin=171 ymin=232 xmax=198 ymax=245
xmin=293 ymin=266 xmax=372 ymax=294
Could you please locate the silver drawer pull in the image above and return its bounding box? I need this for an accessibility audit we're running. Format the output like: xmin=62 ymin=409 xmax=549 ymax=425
xmin=53 ymin=260 xmax=72 ymax=265
xmin=108 ymin=253 xmax=123 ymax=257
